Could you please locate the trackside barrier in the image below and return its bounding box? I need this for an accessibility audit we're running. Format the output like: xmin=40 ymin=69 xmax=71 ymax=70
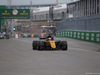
xmin=56 ymin=30 xmax=100 ymax=43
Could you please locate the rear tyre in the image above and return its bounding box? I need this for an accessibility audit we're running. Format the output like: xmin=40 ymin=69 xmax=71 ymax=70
xmin=61 ymin=41 xmax=68 ymax=51
xmin=38 ymin=41 xmax=45 ymax=51
xmin=32 ymin=41 xmax=38 ymax=50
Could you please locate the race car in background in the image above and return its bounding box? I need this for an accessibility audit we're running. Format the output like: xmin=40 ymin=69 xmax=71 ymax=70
xmin=3 ymin=32 xmax=9 ymax=39
xmin=0 ymin=32 xmax=9 ymax=39
xmin=0 ymin=32 xmax=4 ymax=39
xmin=32 ymin=34 xmax=68 ymax=51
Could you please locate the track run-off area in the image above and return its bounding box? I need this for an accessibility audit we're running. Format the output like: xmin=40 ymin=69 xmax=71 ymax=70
xmin=0 ymin=37 xmax=100 ymax=75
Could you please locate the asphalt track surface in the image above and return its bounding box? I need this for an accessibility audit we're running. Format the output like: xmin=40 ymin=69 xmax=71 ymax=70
xmin=0 ymin=37 xmax=100 ymax=75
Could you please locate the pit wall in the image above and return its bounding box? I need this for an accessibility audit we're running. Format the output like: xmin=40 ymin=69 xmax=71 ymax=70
xmin=56 ymin=30 xmax=100 ymax=43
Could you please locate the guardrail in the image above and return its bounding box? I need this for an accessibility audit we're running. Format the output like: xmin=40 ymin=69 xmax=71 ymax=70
xmin=56 ymin=30 xmax=100 ymax=43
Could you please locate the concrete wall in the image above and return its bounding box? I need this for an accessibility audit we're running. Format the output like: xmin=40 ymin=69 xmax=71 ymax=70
xmin=56 ymin=30 xmax=100 ymax=43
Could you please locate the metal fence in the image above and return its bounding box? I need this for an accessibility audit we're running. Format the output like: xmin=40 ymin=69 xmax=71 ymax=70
xmin=57 ymin=14 xmax=100 ymax=31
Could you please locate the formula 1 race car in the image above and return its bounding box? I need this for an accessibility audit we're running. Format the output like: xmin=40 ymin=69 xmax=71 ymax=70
xmin=32 ymin=35 xmax=68 ymax=51
xmin=0 ymin=32 xmax=4 ymax=39
xmin=0 ymin=32 xmax=9 ymax=39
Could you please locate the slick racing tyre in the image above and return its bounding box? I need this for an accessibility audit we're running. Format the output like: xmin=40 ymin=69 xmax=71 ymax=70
xmin=61 ymin=41 xmax=68 ymax=51
xmin=38 ymin=41 xmax=45 ymax=50
xmin=32 ymin=41 xmax=38 ymax=50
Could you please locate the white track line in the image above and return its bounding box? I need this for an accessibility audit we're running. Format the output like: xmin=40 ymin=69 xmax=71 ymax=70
xmin=70 ymin=48 xmax=89 ymax=52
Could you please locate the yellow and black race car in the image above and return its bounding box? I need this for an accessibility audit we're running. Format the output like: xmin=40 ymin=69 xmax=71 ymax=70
xmin=32 ymin=35 xmax=68 ymax=51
